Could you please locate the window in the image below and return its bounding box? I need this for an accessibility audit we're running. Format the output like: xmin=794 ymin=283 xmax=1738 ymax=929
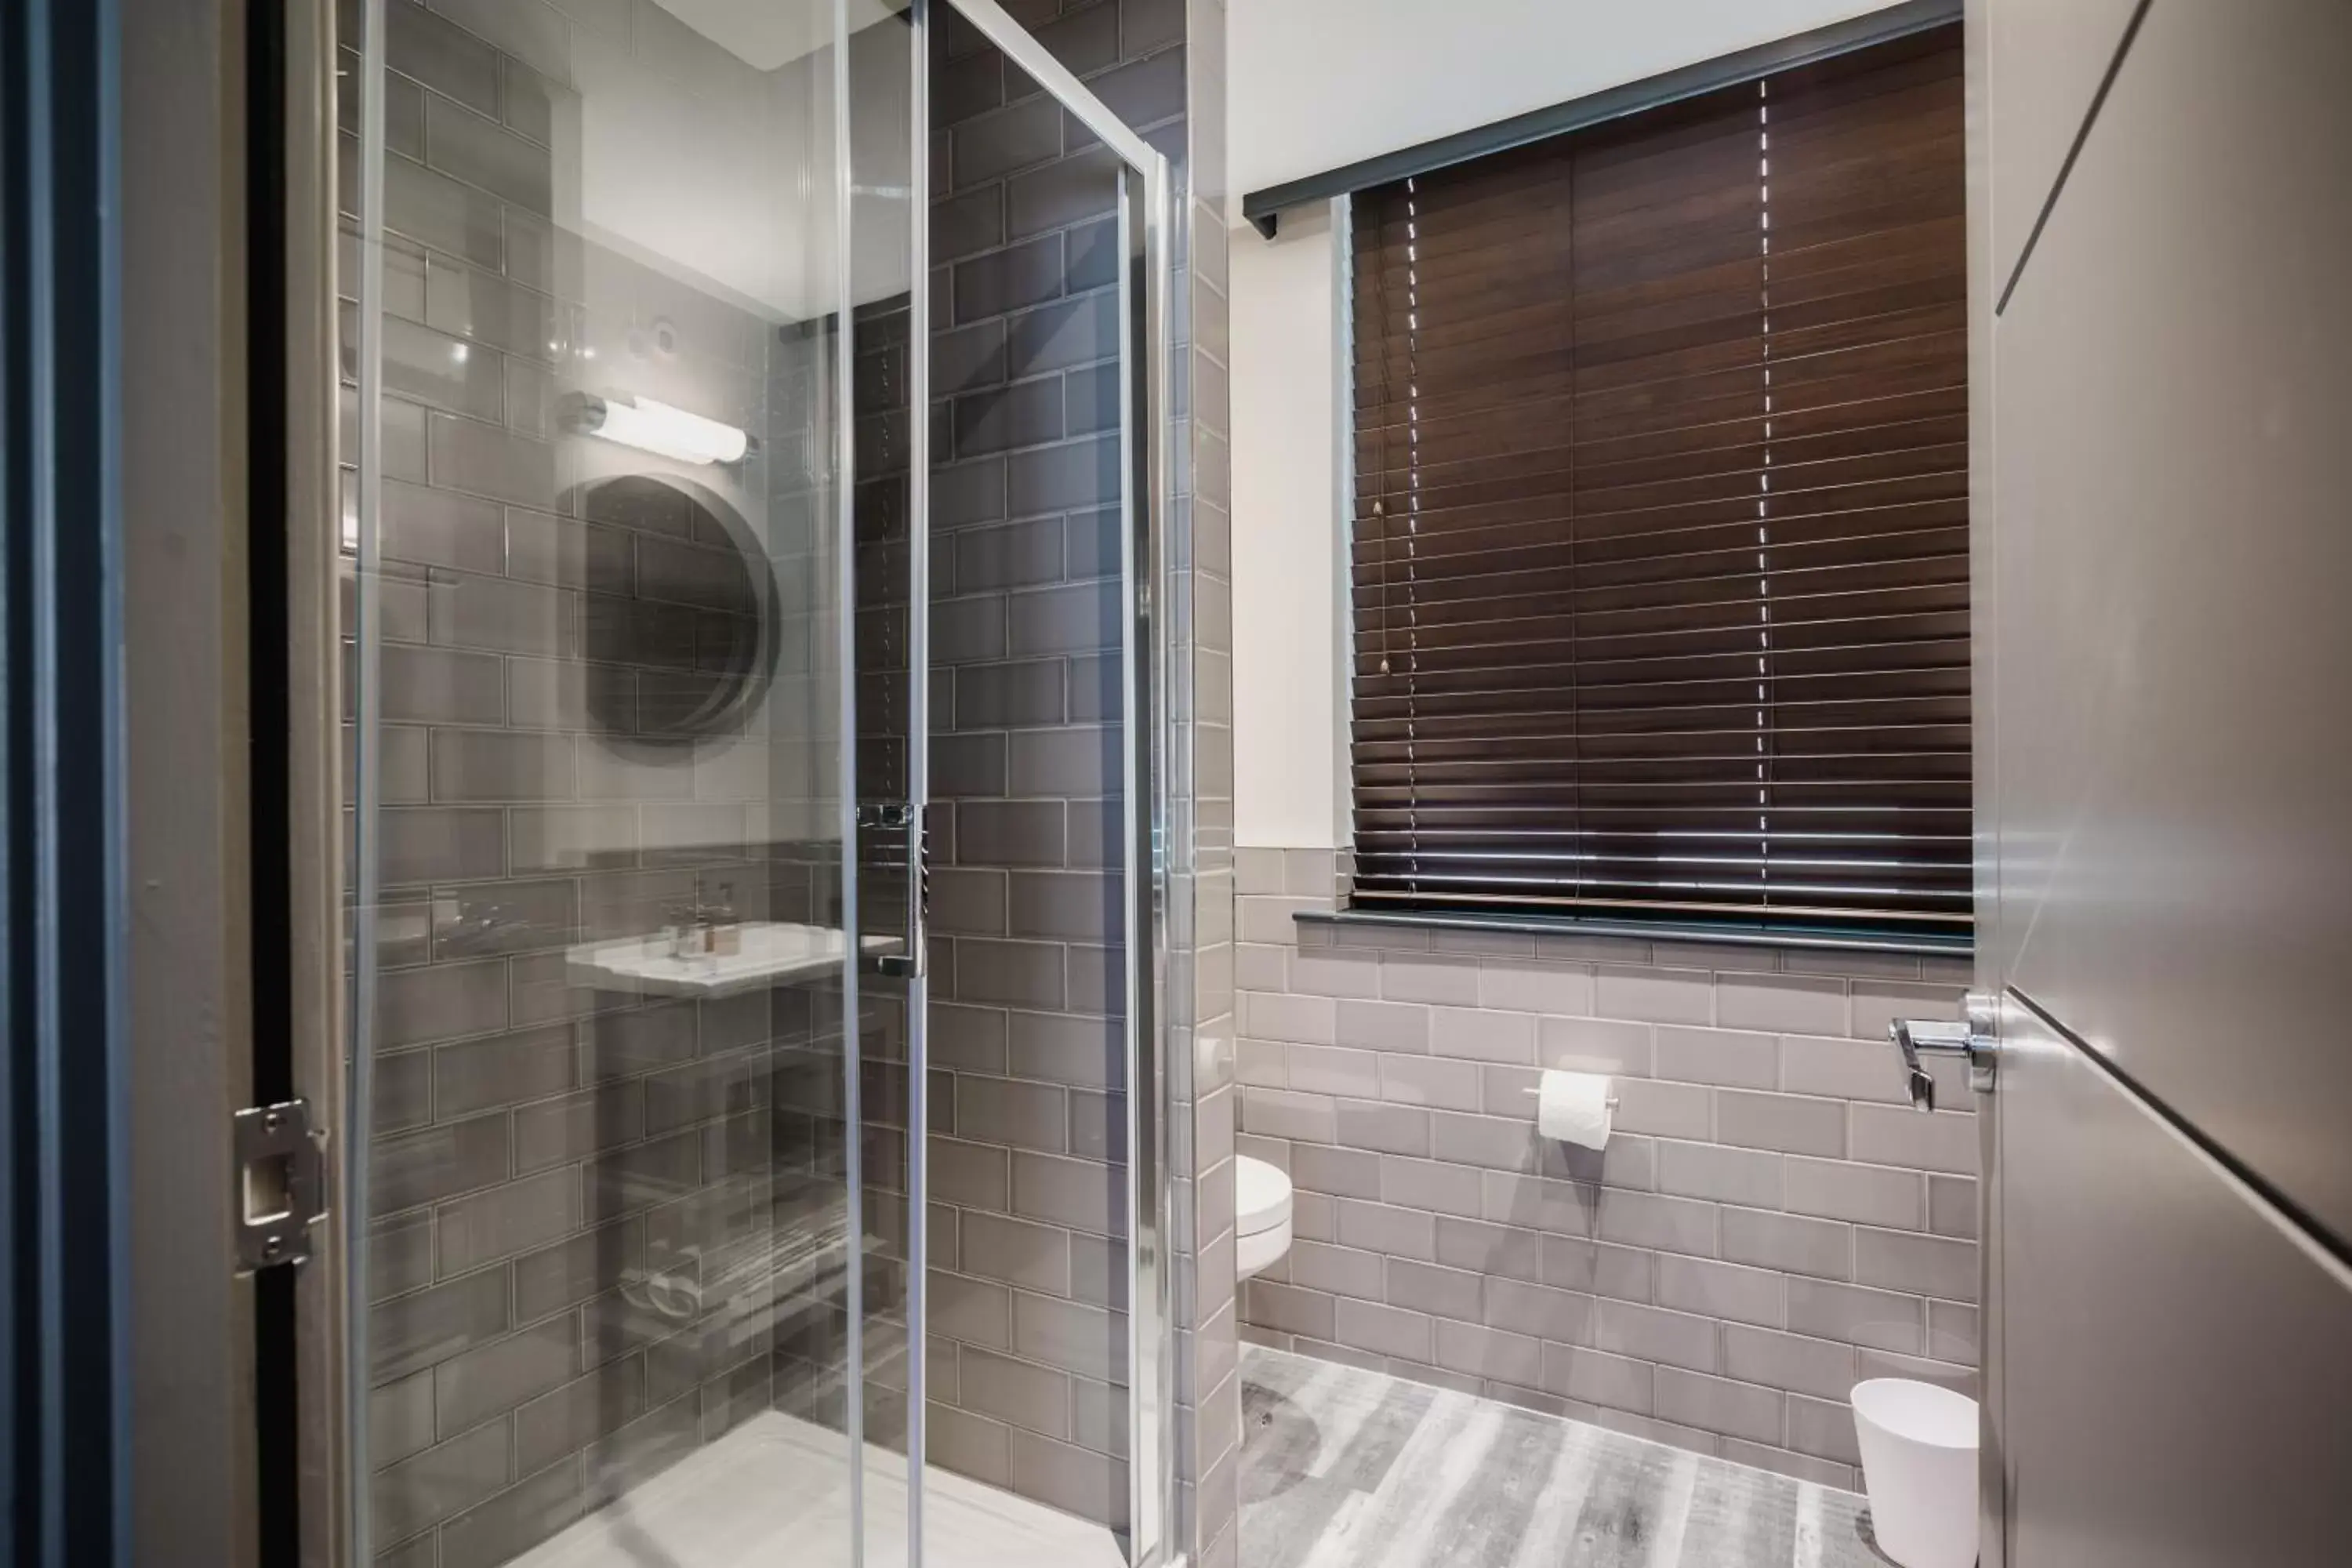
xmin=1347 ymin=27 xmax=1969 ymax=938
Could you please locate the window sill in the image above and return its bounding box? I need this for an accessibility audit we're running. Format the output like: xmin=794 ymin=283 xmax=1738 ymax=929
xmin=1298 ymin=904 xmax=1974 ymax=960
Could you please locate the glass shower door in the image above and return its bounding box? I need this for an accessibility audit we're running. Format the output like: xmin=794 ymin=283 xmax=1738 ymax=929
xmin=335 ymin=1 xmax=1166 ymax=1563
xmin=340 ymin=0 xmax=869 ymax=1560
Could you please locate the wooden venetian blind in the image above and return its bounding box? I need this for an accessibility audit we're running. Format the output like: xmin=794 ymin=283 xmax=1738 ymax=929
xmin=1348 ymin=27 xmax=1969 ymax=935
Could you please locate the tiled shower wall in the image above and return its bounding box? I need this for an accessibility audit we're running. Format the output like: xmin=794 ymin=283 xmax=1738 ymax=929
xmin=912 ymin=0 xmax=1234 ymax=1555
xmin=908 ymin=0 xmax=1242 ymax=1552
xmin=1233 ymin=851 xmax=1979 ymax=1490
xmin=910 ymin=0 xmax=1189 ymax=1526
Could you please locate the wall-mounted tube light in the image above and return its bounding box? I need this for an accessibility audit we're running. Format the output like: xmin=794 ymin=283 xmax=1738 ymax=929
xmin=563 ymin=391 xmax=751 ymax=466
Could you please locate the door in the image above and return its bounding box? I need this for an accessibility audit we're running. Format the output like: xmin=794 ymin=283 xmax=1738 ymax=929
xmin=329 ymin=1 xmax=1171 ymax=1565
xmin=1974 ymin=2 xmax=2352 ymax=1565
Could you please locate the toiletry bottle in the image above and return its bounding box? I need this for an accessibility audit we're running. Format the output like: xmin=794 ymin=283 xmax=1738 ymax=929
xmin=712 ymin=881 xmax=740 ymax=956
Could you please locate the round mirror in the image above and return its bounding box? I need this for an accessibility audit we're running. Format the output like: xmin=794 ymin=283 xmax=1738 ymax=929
xmin=564 ymin=473 xmax=776 ymax=744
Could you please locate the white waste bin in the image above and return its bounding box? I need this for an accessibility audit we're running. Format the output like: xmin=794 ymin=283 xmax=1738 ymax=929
xmin=1851 ymin=1377 xmax=1979 ymax=1568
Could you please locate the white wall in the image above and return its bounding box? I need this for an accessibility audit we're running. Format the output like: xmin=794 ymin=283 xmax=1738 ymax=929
xmin=1227 ymin=0 xmax=1895 ymax=198
xmin=1229 ymin=200 xmax=1346 ymax=850
xmin=1226 ymin=0 xmax=1899 ymax=848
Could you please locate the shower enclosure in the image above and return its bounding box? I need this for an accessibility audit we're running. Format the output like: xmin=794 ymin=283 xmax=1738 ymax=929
xmin=334 ymin=1 xmax=1173 ymax=1563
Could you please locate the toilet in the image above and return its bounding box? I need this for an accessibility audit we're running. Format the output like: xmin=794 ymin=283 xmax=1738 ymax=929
xmin=1235 ymin=1155 xmax=1294 ymax=1279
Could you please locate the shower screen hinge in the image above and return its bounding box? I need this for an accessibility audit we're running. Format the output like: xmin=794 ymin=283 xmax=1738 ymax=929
xmin=233 ymin=1098 xmax=328 ymax=1275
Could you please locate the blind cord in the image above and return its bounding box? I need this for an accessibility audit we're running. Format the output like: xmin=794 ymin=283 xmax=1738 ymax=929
xmin=1757 ymin=79 xmax=1778 ymax=911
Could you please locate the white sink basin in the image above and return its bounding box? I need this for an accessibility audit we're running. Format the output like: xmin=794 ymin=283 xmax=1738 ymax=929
xmin=565 ymin=921 xmax=898 ymax=997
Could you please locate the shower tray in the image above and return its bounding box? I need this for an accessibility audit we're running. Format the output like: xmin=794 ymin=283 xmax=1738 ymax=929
xmin=505 ymin=1408 xmax=1127 ymax=1568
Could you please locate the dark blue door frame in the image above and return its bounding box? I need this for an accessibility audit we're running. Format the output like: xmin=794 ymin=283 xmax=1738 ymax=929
xmin=2 ymin=0 xmax=132 ymax=1562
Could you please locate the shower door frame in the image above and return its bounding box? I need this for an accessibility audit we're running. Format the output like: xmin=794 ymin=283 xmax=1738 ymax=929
xmin=890 ymin=5 xmax=1180 ymax=1561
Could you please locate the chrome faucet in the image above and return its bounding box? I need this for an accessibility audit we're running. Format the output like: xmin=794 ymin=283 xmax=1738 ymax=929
xmin=662 ymin=880 xmax=739 ymax=958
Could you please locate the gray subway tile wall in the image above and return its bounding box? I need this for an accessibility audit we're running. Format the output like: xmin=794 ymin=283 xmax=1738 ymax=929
xmin=918 ymin=0 xmax=1213 ymax=1538
xmin=1173 ymin=0 xmax=1237 ymax=1560
xmin=1232 ymin=850 xmax=1977 ymax=1491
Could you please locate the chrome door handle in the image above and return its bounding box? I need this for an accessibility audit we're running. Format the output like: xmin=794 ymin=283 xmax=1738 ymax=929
xmin=1889 ymin=995 xmax=1998 ymax=1112
xmin=855 ymin=801 xmax=927 ymax=979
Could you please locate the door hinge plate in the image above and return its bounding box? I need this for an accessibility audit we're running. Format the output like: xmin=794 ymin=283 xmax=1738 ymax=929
xmin=234 ymin=1098 xmax=328 ymax=1274
xmin=1889 ymin=1011 xmax=1999 ymax=1112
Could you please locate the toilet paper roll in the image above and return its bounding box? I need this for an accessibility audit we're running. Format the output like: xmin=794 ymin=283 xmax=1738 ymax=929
xmin=1537 ymin=1069 xmax=1613 ymax=1150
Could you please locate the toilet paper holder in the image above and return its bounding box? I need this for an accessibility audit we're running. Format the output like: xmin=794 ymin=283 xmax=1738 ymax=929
xmin=1520 ymin=1086 xmax=1621 ymax=1109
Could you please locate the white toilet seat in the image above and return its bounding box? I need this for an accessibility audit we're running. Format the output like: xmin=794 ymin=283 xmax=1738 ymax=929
xmin=1235 ymin=1155 xmax=1294 ymax=1279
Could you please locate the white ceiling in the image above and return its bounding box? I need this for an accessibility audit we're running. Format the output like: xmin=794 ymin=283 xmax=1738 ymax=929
xmin=648 ymin=0 xmax=900 ymax=71
xmin=567 ymin=0 xmax=912 ymax=321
